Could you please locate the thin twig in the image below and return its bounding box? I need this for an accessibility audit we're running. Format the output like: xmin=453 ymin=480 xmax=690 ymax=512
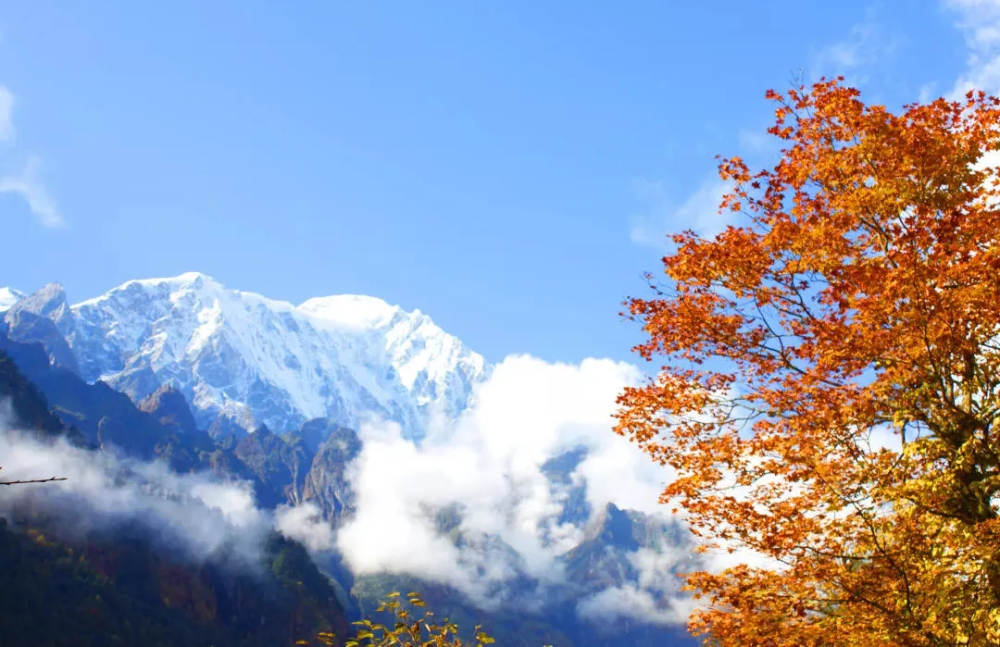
xmin=0 ymin=476 xmax=67 ymax=485
xmin=0 ymin=466 xmax=67 ymax=485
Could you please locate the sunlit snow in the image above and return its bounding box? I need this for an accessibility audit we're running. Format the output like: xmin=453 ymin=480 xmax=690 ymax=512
xmin=7 ymin=273 xmax=488 ymax=439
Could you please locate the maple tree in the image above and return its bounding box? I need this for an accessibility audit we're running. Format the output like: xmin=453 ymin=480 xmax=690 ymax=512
xmin=616 ymin=78 xmax=1000 ymax=645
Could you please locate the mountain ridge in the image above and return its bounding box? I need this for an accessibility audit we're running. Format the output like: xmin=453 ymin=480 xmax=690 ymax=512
xmin=1 ymin=273 xmax=488 ymax=440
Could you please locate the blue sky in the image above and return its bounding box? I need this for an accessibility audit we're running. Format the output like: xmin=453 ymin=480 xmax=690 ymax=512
xmin=0 ymin=1 xmax=988 ymax=363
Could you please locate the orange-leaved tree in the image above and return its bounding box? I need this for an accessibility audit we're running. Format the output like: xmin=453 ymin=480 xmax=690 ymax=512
xmin=616 ymin=77 xmax=1000 ymax=645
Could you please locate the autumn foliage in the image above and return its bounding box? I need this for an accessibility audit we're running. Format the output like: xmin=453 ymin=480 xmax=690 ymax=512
xmin=311 ymin=592 xmax=495 ymax=647
xmin=617 ymin=78 xmax=1000 ymax=645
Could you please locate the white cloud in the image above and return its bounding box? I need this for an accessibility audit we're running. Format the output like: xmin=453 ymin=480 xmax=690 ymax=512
xmin=0 ymin=86 xmax=14 ymax=144
xmin=578 ymin=584 xmax=697 ymax=627
xmin=816 ymin=23 xmax=875 ymax=71
xmin=737 ymin=128 xmax=777 ymax=156
xmin=810 ymin=14 xmax=899 ymax=84
xmin=0 ymin=411 xmax=331 ymax=568
xmin=945 ymin=0 xmax=1000 ymax=96
xmin=0 ymin=427 xmax=269 ymax=565
xmin=275 ymin=502 xmax=337 ymax=552
xmin=918 ymin=82 xmax=938 ymax=104
xmin=576 ymin=543 xmax=703 ymax=626
xmin=0 ymin=155 xmax=64 ymax=228
xmin=629 ymin=176 xmax=732 ymax=247
xmin=0 ymin=84 xmax=64 ymax=228
xmin=337 ymin=355 xmax=691 ymax=614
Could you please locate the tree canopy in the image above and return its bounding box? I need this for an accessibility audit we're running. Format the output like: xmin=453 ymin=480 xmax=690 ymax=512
xmin=617 ymin=78 xmax=1000 ymax=645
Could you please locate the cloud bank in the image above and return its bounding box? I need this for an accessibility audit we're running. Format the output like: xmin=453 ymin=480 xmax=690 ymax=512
xmin=0 ymin=416 xmax=329 ymax=569
xmin=336 ymin=354 xmax=704 ymax=624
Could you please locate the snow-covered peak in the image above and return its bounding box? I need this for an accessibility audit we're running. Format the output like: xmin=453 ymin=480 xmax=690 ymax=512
xmin=298 ymin=295 xmax=401 ymax=331
xmin=75 ymin=272 xmax=227 ymax=307
xmin=46 ymin=272 xmax=488 ymax=439
xmin=138 ymin=271 xmax=212 ymax=286
xmin=0 ymin=287 xmax=24 ymax=312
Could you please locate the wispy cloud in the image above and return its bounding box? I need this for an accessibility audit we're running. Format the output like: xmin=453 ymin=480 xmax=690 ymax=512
xmin=628 ymin=11 xmax=899 ymax=251
xmin=0 ymin=426 xmax=268 ymax=567
xmin=0 ymin=83 xmax=64 ymax=228
xmin=810 ymin=13 xmax=900 ymax=84
xmin=0 ymin=86 xmax=14 ymax=145
xmin=943 ymin=0 xmax=1000 ymax=97
xmin=628 ymin=176 xmax=732 ymax=247
xmin=0 ymin=406 xmax=343 ymax=569
xmin=0 ymin=155 xmax=64 ymax=228
xmin=736 ymin=128 xmax=778 ymax=156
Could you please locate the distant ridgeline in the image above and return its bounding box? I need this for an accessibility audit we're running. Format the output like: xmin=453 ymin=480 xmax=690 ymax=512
xmin=0 ymin=279 xmax=699 ymax=647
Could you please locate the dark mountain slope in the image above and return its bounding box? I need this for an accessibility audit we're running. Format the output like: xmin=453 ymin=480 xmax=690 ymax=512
xmin=234 ymin=424 xmax=314 ymax=508
xmin=0 ymin=350 xmax=69 ymax=441
xmin=0 ymin=517 xmax=350 ymax=647
xmin=300 ymin=423 xmax=362 ymax=523
xmin=0 ymin=343 xmax=352 ymax=647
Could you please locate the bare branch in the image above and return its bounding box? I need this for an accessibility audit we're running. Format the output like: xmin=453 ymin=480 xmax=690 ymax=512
xmin=0 ymin=466 xmax=66 ymax=486
xmin=0 ymin=476 xmax=67 ymax=486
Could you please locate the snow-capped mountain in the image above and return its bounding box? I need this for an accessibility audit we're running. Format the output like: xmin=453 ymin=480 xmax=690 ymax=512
xmin=0 ymin=287 xmax=24 ymax=311
xmin=1 ymin=273 xmax=488 ymax=438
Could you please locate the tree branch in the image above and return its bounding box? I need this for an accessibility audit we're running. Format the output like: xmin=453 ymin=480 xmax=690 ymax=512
xmin=0 ymin=466 xmax=66 ymax=486
xmin=0 ymin=476 xmax=67 ymax=486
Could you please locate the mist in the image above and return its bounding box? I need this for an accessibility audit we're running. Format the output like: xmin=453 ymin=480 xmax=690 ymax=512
xmin=0 ymin=418 xmax=330 ymax=570
xmin=337 ymin=354 xmax=708 ymax=625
